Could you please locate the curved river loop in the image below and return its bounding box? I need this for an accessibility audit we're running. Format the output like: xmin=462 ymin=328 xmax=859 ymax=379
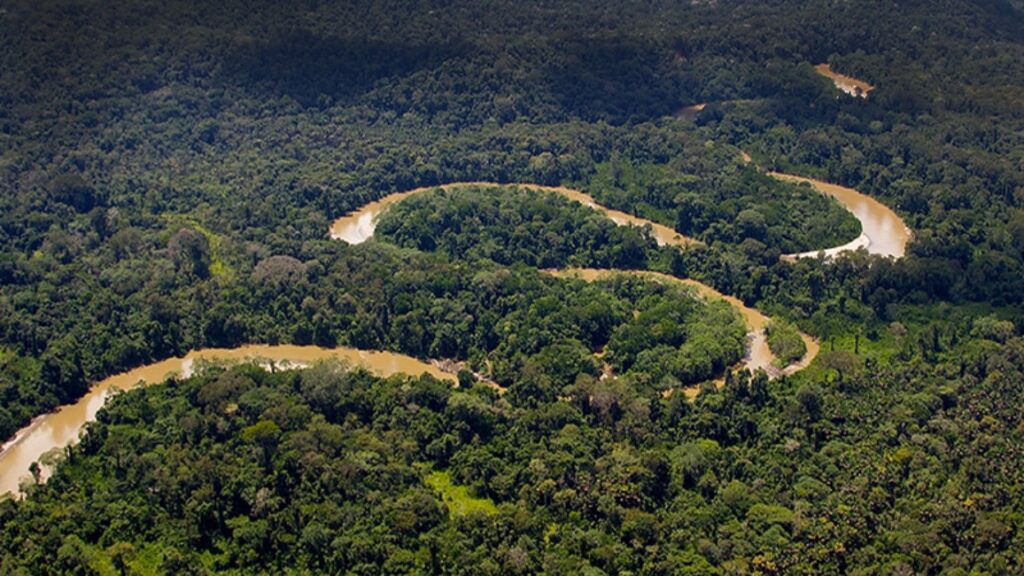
xmin=327 ymin=181 xmax=836 ymax=399
xmin=0 ymin=71 xmax=908 ymax=495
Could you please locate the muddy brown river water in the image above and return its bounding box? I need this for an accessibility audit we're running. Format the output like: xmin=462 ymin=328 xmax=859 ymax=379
xmin=769 ymin=172 xmax=911 ymax=260
xmin=1 ymin=167 xmax=908 ymax=496
xmin=330 ymin=182 xmax=701 ymax=249
xmin=0 ymin=346 xmax=455 ymax=495
xmin=815 ymin=63 xmax=875 ymax=97
xmin=549 ymin=269 xmax=819 ymax=398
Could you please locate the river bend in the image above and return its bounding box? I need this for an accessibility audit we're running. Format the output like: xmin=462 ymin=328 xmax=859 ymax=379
xmin=0 ymin=168 xmax=909 ymax=495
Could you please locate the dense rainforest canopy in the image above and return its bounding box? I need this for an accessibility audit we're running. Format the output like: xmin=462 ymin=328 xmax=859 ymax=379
xmin=2 ymin=0 xmax=1024 ymax=574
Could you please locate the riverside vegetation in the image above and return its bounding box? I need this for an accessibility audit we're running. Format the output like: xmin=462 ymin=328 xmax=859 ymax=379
xmin=2 ymin=0 xmax=1024 ymax=574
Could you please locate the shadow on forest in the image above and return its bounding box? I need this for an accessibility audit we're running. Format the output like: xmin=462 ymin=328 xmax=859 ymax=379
xmin=539 ymin=35 xmax=689 ymax=124
xmin=224 ymin=29 xmax=469 ymax=107
xmin=225 ymin=27 xmax=690 ymax=122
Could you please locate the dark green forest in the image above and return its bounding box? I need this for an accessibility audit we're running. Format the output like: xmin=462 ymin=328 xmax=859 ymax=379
xmin=2 ymin=0 xmax=1024 ymax=573
xmin=572 ymin=161 xmax=860 ymax=253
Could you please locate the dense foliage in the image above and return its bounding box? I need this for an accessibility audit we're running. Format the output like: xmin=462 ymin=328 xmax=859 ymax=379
xmin=3 ymin=316 xmax=1024 ymax=574
xmin=3 ymin=0 xmax=1024 ymax=435
xmin=2 ymin=0 xmax=1024 ymax=573
xmin=376 ymin=186 xmax=657 ymax=270
xmin=572 ymin=160 xmax=860 ymax=254
xmin=765 ymin=322 xmax=807 ymax=367
xmin=0 ymin=234 xmax=753 ymax=440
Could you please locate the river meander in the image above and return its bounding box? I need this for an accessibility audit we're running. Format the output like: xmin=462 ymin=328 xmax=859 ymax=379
xmin=769 ymin=172 xmax=911 ymax=259
xmin=0 ymin=346 xmax=455 ymax=495
xmin=331 ymin=182 xmax=701 ymax=249
xmin=548 ymin=269 xmax=820 ymax=398
xmin=0 ymin=170 xmax=908 ymax=496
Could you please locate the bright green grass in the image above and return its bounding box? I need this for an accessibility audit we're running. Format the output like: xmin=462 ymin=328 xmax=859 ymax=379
xmin=821 ymin=329 xmax=898 ymax=363
xmin=424 ymin=470 xmax=498 ymax=517
xmin=803 ymin=301 xmax=1023 ymax=382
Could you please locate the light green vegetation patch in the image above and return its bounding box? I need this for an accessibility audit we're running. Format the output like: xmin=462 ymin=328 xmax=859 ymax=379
xmin=766 ymin=321 xmax=807 ymax=367
xmin=424 ymin=470 xmax=498 ymax=517
xmin=159 ymin=214 xmax=235 ymax=282
xmin=73 ymin=540 xmax=165 ymax=576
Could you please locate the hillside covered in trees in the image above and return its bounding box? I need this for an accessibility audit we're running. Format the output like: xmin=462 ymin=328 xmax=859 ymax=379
xmin=2 ymin=0 xmax=1024 ymax=574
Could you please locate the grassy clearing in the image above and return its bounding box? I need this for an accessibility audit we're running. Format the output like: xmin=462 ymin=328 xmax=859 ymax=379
xmin=424 ymin=470 xmax=498 ymax=517
xmin=820 ymin=329 xmax=898 ymax=363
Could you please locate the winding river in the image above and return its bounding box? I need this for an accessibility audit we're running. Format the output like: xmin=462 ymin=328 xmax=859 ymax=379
xmin=331 ymin=182 xmax=701 ymax=249
xmin=548 ymin=268 xmax=819 ymax=399
xmin=330 ymin=183 xmax=822 ymax=383
xmin=0 ymin=347 xmax=456 ymax=495
xmin=0 ymin=159 xmax=910 ymax=497
xmin=771 ymin=172 xmax=911 ymax=260
xmin=815 ymin=63 xmax=875 ymax=98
